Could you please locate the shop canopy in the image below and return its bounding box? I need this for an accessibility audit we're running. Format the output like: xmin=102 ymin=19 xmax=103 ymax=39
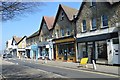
xmin=77 ymin=32 xmax=118 ymax=43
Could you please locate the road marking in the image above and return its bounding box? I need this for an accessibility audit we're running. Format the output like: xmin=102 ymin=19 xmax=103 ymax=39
xmin=40 ymin=63 xmax=119 ymax=78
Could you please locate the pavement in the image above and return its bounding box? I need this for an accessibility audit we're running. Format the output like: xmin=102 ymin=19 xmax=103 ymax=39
xmin=24 ymin=58 xmax=119 ymax=76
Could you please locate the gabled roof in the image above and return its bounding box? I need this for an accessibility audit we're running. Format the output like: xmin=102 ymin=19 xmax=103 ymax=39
xmin=13 ymin=36 xmax=22 ymax=43
xmin=43 ymin=16 xmax=55 ymax=30
xmin=60 ymin=4 xmax=78 ymax=21
xmin=39 ymin=16 xmax=55 ymax=35
xmin=76 ymin=0 xmax=120 ymax=19
xmin=12 ymin=36 xmax=26 ymax=45
xmin=53 ymin=4 xmax=78 ymax=28
xmin=27 ymin=30 xmax=39 ymax=39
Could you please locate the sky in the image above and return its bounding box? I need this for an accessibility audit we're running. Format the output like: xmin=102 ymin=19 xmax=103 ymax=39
xmin=1 ymin=2 xmax=82 ymax=51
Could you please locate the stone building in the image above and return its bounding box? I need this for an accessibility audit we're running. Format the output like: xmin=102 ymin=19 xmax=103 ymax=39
xmin=52 ymin=4 xmax=78 ymax=62
xmin=39 ymin=16 xmax=55 ymax=60
xmin=76 ymin=1 xmax=120 ymax=64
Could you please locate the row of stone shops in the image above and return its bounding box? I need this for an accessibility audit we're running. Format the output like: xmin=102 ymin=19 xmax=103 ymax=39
xmin=76 ymin=31 xmax=119 ymax=65
xmin=26 ymin=41 xmax=54 ymax=60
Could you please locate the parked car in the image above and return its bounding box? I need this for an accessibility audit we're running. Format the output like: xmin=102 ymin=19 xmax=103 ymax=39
xmin=7 ymin=54 xmax=12 ymax=58
xmin=3 ymin=54 xmax=12 ymax=58
xmin=3 ymin=54 xmax=7 ymax=58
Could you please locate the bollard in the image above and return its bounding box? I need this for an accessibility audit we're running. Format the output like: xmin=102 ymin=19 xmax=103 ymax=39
xmin=45 ymin=58 xmax=47 ymax=63
xmin=92 ymin=60 xmax=97 ymax=70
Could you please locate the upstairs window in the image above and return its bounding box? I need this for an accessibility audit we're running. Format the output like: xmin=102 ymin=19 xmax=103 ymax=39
xmin=57 ymin=29 xmax=59 ymax=37
xmin=102 ymin=15 xmax=108 ymax=27
xmin=92 ymin=18 xmax=97 ymax=30
xmin=67 ymin=28 xmax=70 ymax=36
xmin=61 ymin=29 xmax=64 ymax=36
xmin=82 ymin=20 xmax=87 ymax=32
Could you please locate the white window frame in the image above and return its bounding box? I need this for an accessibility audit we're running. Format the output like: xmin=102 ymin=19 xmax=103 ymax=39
xmin=91 ymin=18 xmax=97 ymax=30
xmin=82 ymin=20 xmax=87 ymax=32
xmin=101 ymin=15 xmax=108 ymax=28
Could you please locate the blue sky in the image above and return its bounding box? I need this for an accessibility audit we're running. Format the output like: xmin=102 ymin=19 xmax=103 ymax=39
xmin=2 ymin=2 xmax=82 ymax=51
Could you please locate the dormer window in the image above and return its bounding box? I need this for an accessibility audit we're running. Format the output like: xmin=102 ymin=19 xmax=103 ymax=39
xmin=61 ymin=11 xmax=64 ymax=21
xmin=90 ymin=0 xmax=96 ymax=7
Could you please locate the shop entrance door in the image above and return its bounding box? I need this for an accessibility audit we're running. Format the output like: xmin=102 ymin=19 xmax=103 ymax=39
xmin=64 ymin=49 xmax=67 ymax=61
xmin=87 ymin=42 xmax=93 ymax=63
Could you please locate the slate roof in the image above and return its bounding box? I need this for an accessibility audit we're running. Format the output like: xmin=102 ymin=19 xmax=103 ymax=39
xmin=76 ymin=0 xmax=120 ymax=19
xmin=60 ymin=4 xmax=78 ymax=21
xmin=13 ymin=36 xmax=22 ymax=43
xmin=27 ymin=30 xmax=39 ymax=39
xmin=43 ymin=16 xmax=55 ymax=30
xmin=12 ymin=36 xmax=26 ymax=45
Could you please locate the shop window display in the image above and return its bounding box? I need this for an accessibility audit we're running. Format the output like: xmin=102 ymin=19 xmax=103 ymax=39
xmin=58 ymin=43 xmax=75 ymax=57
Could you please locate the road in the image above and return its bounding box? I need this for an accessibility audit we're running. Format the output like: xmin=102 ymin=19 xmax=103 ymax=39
xmin=1 ymin=58 xmax=119 ymax=80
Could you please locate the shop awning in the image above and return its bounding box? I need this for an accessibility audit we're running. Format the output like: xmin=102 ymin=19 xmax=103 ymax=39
xmin=77 ymin=32 xmax=118 ymax=43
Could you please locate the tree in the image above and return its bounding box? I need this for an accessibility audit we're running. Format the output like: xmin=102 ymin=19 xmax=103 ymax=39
xmin=0 ymin=1 xmax=45 ymax=22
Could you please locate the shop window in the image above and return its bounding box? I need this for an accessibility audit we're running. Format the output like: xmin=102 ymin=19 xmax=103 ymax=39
xmin=96 ymin=41 xmax=107 ymax=60
xmin=101 ymin=15 xmax=108 ymax=28
xmin=78 ymin=43 xmax=87 ymax=59
xmin=82 ymin=20 xmax=87 ymax=32
xmin=58 ymin=43 xmax=75 ymax=57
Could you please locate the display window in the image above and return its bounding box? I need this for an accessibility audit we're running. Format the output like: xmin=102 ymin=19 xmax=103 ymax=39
xmin=57 ymin=43 xmax=75 ymax=57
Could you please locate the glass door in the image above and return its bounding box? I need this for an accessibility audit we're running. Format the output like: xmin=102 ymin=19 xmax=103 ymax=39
xmin=87 ymin=42 xmax=93 ymax=63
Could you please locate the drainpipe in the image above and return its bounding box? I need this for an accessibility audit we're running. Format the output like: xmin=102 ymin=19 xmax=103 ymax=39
xmin=73 ymin=15 xmax=78 ymax=62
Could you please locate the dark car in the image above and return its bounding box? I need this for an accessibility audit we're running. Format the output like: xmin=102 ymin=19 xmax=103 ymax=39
xmin=3 ymin=54 xmax=7 ymax=58
xmin=7 ymin=54 xmax=12 ymax=58
xmin=3 ymin=54 xmax=12 ymax=58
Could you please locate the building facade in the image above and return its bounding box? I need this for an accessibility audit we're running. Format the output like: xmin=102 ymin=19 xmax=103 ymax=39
xmin=39 ymin=16 xmax=55 ymax=60
xmin=76 ymin=1 xmax=120 ymax=64
xmin=11 ymin=36 xmax=26 ymax=58
xmin=26 ymin=31 xmax=40 ymax=59
xmin=52 ymin=4 xmax=78 ymax=62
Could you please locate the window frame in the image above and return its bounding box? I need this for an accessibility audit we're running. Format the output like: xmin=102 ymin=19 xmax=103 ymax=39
xmin=61 ymin=11 xmax=64 ymax=21
xmin=101 ymin=15 xmax=108 ymax=28
xmin=61 ymin=29 xmax=64 ymax=37
xmin=67 ymin=28 xmax=71 ymax=36
xmin=82 ymin=20 xmax=87 ymax=32
xmin=91 ymin=18 xmax=97 ymax=30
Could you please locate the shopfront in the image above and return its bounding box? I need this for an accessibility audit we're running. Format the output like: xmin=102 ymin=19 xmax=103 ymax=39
xmin=30 ymin=45 xmax=40 ymax=60
xmin=54 ymin=37 xmax=76 ymax=62
xmin=38 ymin=41 xmax=54 ymax=60
xmin=77 ymin=32 xmax=119 ymax=64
